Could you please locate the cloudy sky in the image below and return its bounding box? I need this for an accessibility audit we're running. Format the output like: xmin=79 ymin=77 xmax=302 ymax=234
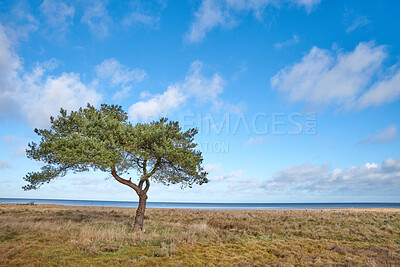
xmin=1 ymin=0 xmax=399 ymax=203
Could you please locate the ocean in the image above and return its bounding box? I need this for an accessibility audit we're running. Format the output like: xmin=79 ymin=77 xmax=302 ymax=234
xmin=1 ymin=198 xmax=400 ymax=209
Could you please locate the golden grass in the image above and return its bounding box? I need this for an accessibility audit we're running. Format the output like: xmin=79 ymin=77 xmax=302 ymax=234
xmin=0 ymin=203 xmax=399 ymax=266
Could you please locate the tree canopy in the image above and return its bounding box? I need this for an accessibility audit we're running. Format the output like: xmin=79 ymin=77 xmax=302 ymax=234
xmin=24 ymin=104 xmax=208 ymax=193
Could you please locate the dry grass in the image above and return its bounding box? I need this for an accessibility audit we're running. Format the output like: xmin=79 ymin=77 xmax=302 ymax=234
xmin=0 ymin=203 xmax=399 ymax=266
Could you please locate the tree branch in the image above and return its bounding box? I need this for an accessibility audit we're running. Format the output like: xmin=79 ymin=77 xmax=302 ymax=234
xmin=142 ymin=157 xmax=147 ymax=176
xmin=138 ymin=179 xmax=144 ymax=190
xmin=134 ymin=156 xmax=143 ymax=169
xmin=144 ymin=179 xmax=150 ymax=194
xmin=111 ymin=167 xmax=141 ymax=195
xmin=144 ymin=158 xmax=161 ymax=180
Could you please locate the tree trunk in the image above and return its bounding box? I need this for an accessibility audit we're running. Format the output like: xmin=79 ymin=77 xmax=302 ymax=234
xmin=134 ymin=192 xmax=147 ymax=231
xmin=110 ymin=168 xmax=151 ymax=231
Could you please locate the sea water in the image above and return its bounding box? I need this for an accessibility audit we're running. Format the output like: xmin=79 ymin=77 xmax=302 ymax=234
xmin=1 ymin=198 xmax=399 ymax=209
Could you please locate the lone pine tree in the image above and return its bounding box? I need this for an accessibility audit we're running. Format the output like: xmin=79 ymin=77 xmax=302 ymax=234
xmin=23 ymin=104 xmax=208 ymax=230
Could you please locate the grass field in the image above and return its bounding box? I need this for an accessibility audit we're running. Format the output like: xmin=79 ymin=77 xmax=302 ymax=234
xmin=0 ymin=203 xmax=399 ymax=266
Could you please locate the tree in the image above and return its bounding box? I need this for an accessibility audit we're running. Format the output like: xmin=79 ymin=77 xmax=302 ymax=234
xmin=23 ymin=104 xmax=208 ymax=230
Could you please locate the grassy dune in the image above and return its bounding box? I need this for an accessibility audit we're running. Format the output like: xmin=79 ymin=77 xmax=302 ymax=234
xmin=0 ymin=203 xmax=399 ymax=266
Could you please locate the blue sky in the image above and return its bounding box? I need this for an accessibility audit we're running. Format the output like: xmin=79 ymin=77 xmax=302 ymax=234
xmin=0 ymin=0 xmax=399 ymax=203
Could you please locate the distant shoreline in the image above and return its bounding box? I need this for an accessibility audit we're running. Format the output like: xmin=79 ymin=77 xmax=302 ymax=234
xmin=1 ymin=203 xmax=400 ymax=212
xmin=1 ymin=198 xmax=400 ymax=210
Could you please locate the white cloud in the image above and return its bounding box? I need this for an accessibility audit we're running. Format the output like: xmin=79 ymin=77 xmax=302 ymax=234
xmin=124 ymin=12 xmax=159 ymax=26
xmin=96 ymin=58 xmax=146 ymax=85
xmin=0 ymin=160 xmax=12 ymax=169
xmin=211 ymin=169 xmax=262 ymax=191
xmin=244 ymin=136 xmax=267 ymax=146
xmin=212 ymin=169 xmax=245 ymax=182
xmin=81 ymin=2 xmax=112 ymax=38
xmin=2 ymin=134 xmax=28 ymax=158
xmin=3 ymin=136 xmax=19 ymax=144
xmin=2 ymin=3 xmax=39 ymax=42
xmin=344 ymin=9 xmax=370 ymax=33
xmin=212 ymin=100 xmax=246 ymax=115
xmin=231 ymin=62 xmax=248 ymax=81
xmin=71 ymin=177 xmax=103 ymax=186
xmin=292 ymin=0 xmax=321 ymax=13
xmin=22 ymin=72 xmax=102 ymax=127
xmin=203 ymin=163 xmax=248 ymax=185
xmin=365 ymin=162 xmax=378 ymax=169
xmin=96 ymin=58 xmax=147 ymax=100
xmin=122 ymin=1 xmax=163 ymax=27
xmin=187 ymin=0 xmax=229 ymax=43
xmin=266 ymin=162 xmax=330 ymax=189
xmin=274 ymin=34 xmax=300 ymax=50
xmin=0 ymin=24 xmax=21 ymax=118
xmin=271 ymin=41 xmax=400 ymax=110
xmin=40 ymin=0 xmax=75 ymax=35
xmin=356 ymin=68 xmax=400 ymax=109
xmin=204 ymin=163 xmax=223 ymax=173
xmin=382 ymin=158 xmax=400 ymax=171
xmin=187 ymin=0 xmax=320 ymax=43
xmin=129 ymin=61 xmax=228 ymax=121
xmin=358 ymin=124 xmax=398 ymax=145
xmin=262 ymin=158 xmax=400 ymax=194
xmin=12 ymin=145 xmax=27 ymax=158
xmin=129 ymin=86 xmax=186 ymax=121
xmin=184 ymin=61 xmax=224 ymax=103
xmin=207 ymin=158 xmax=400 ymax=195
xmin=0 ymin=23 xmax=102 ymax=127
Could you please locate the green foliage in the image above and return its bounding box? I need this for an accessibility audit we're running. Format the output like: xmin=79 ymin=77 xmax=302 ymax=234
xmin=24 ymin=104 xmax=208 ymax=190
